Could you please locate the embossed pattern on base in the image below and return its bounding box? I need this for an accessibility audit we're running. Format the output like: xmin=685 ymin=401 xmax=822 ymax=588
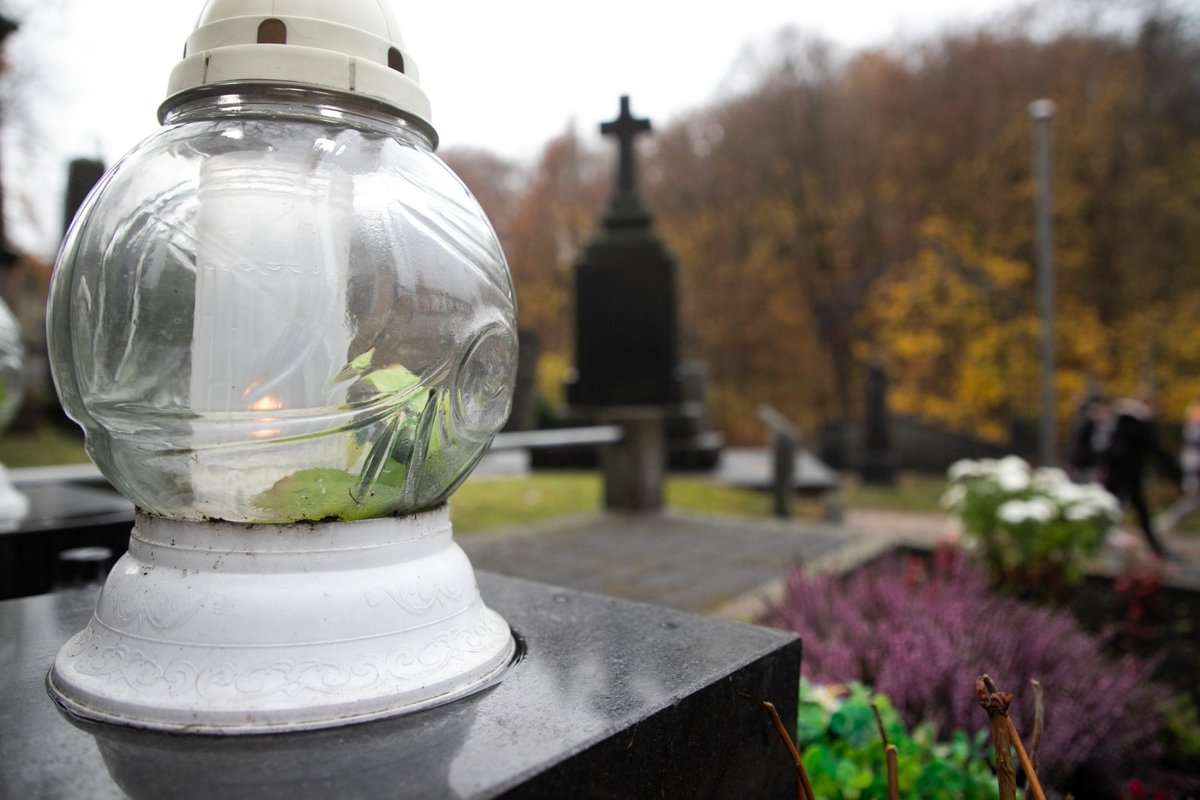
xmin=48 ymin=507 xmax=515 ymax=733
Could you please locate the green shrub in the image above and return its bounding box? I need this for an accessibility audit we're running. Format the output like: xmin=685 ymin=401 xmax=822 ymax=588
xmin=798 ymin=680 xmax=1008 ymax=800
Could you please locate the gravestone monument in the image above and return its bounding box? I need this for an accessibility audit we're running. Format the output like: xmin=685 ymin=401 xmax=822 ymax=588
xmin=63 ymin=159 xmax=107 ymax=235
xmin=503 ymin=329 xmax=541 ymax=432
xmin=0 ymin=13 xmax=19 ymax=271
xmin=558 ymin=96 xmax=721 ymax=470
xmin=859 ymin=361 xmax=897 ymax=485
xmin=567 ymin=96 xmax=680 ymax=408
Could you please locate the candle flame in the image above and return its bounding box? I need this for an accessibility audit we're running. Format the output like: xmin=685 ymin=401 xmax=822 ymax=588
xmin=249 ymin=395 xmax=284 ymax=412
xmin=249 ymin=394 xmax=283 ymax=439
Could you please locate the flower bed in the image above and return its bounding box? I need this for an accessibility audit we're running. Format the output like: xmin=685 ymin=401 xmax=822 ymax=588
xmin=760 ymin=552 xmax=1199 ymax=797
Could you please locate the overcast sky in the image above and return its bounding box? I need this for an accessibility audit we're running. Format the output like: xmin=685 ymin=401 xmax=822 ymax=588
xmin=4 ymin=0 xmax=1024 ymax=255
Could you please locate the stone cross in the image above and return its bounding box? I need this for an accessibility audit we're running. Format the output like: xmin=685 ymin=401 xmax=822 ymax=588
xmin=601 ymin=95 xmax=651 ymax=203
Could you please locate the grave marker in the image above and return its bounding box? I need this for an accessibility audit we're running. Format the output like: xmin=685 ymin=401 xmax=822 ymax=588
xmin=560 ymin=96 xmax=721 ymax=473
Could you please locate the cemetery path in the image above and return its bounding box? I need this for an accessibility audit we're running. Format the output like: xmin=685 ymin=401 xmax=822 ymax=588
xmin=461 ymin=505 xmax=1200 ymax=622
xmin=459 ymin=511 xmax=850 ymax=618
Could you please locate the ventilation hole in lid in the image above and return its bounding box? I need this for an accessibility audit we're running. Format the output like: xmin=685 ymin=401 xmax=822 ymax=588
xmin=257 ymin=19 xmax=287 ymax=44
xmin=388 ymin=47 xmax=404 ymax=73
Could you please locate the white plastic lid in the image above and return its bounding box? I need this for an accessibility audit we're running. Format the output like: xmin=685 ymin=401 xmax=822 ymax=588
xmin=163 ymin=0 xmax=432 ymax=132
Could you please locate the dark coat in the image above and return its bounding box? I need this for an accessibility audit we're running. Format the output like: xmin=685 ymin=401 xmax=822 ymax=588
xmin=1101 ymin=400 xmax=1179 ymax=490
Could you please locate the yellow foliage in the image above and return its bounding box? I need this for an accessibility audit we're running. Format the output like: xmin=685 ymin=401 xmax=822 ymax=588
xmin=498 ymin=18 xmax=1200 ymax=449
xmin=866 ymin=216 xmax=1043 ymax=437
xmin=536 ymin=352 xmax=572 ymax=409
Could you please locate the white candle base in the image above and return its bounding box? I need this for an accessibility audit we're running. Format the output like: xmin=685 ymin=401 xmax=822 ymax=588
xmin=48 ymin=506 xmax=514 ymax=733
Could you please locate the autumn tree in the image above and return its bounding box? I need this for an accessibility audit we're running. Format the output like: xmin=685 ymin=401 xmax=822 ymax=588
xmin=458 ymin=2 xmax=1200 ymax=450
xmin=861 ymin=8 xmax=1200 ymax=435
xmin=646 ymin=31 xmax=917 ymax=439
xmin=441 ymin=147 xmax=524 ymax=246
xmin=494 ymin=127 xmax=607 ymax=362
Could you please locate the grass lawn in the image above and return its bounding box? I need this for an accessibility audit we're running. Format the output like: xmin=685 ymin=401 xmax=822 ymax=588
xmin=450 ymin=472 xmax=603 ymax=533
xmin=841 ymin=472 xmax=948 ymax=513
xmin=0 ymin=425 xmax=88 ymax=467
xmin=450 ymin=470 xmax=951 ymax=534
xmin=9 ymin=424 xmax=1191 ymax=538
xmin=448 ymin=472 xmax=828 ymax=533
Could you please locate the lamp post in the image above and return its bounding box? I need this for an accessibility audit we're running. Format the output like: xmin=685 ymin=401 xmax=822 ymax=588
xmin=46 ymin=0 xmax=518 ymax=733
xmin=1030 ymin=98 xmax=1057 ymax=467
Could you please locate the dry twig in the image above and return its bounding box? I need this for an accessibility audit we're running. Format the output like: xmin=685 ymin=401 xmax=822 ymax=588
xmin=763 ymin=700 xmax=815 ymax=800
xmin=871 ymin=702 xmax=900 ymax=800
xmin=1006 ymin=716 xmax=1048 ymax=800
xmin=871 ymin=702 xmax=890 ymax=747
xmin=1030 ymin=679 xmax=1044 ymax=772
xmin=884 ymin=744 xmax=900 ymax=800
xmin=976 ymin=675 xmax=1048 ymax=800
xmin=977 ymin=674 xmax=1018 ymax=800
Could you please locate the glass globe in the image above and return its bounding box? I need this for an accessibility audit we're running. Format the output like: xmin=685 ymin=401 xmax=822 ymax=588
xmin=48 ymin=88 xmax=517 ymax=523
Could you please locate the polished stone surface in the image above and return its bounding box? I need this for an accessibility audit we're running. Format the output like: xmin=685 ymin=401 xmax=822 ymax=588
xmin=1 ymin=572 xmax=800 ymax=799
xmin=0 ymin=483 xmax=134 ymax=599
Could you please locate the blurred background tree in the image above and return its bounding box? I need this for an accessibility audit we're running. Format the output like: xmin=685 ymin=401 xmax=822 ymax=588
xmin=447 ymin=1 xmax=1200 ymax=448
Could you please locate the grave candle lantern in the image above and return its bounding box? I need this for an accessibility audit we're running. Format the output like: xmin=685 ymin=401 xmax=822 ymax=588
xmin=45 ymin=0 xmax=517 ymax=732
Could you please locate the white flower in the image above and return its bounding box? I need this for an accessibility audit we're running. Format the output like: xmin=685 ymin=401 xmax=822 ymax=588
xmin=806 ymin=683 xmax=846 ymax=713
xmin=941 ymin=484 xmax=966 ymax=509
xmin=1066 ymin=503 xmax=1098 ymax=521
xmin=1025 ymin=497 xmax=1056 ymax=523
xmin=1061 ymin=483 xmax=1120 ymax=523
xmin=998 ymin=499 xmax=1031 ymax=524
xmin=1032 ymin=467 xmax=1070 ymax=492
xmin=998 ymin=497 xmax=1054 ymax=524
xmin=947 ymin=459 xmax=981 ymax=482
xmin=1102 ymin=500 xmax=1120 ymax=520
xmin=984 ymin=455 xmax=1030 ymax=492
xmin=1051 ymin=481 xmax=1087 ymax=505
xmin=1085 ymin=485 xmax=1121 ymax=519
xmin=998 ymin=455 xmax=1030 ymax=473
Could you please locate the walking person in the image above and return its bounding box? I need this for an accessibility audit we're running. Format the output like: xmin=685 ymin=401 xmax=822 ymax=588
xmin=1066 ymin=393 xmax=1112 ymax=483
xmin=1101 ymin=391 xmax=1181 ymax=559
xmin=1156 ymin=399 xmax=1200 ymax=542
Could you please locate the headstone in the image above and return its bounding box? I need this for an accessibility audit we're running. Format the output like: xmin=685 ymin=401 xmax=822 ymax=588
xmin=598 ymin=408 xmax=664 ymax=511
xmin=1009 ymin=416 xmax=1036 ymax=462
xmin=503 ymin=329 xmax=540 ymax=432
xmin=859 ymin=361 xmax=897 ymax=485
xmin=54 ymin=546 xmax=114 ymax=590
xmin=822 ymin=414 xmax=1013 ymax=474
xmin=557 ymin=96 xmax=722 ymax=472
xmin=0 ymin=475 xmax=134 ymax=600
xmin=63 ymin=159 xmax=107 ymax=236
xmin=0 ymin=15 xmax=19 ymax=271
xmin=567 ymin=96 xmax=681 ymax=408
xmin=819 ymin=418 xmax=849 ymax=471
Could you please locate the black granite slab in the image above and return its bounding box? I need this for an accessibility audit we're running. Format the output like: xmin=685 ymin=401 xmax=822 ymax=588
xmin=0 ymin=572 xmax=801 ymax=799
xmin=0 ymin=483 xmax=134 ymax=600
